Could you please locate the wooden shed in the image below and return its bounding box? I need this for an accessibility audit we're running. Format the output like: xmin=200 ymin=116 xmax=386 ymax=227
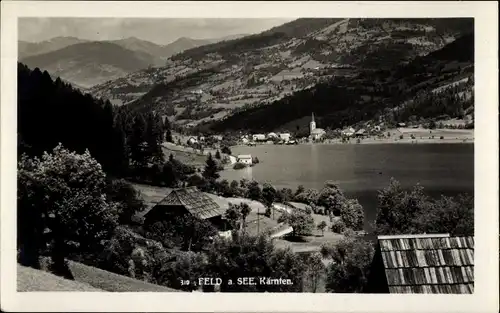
xmin=367 ymin=233 xmax=474 ymax=294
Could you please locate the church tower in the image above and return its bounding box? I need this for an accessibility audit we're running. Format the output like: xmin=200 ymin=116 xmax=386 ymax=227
xmin=310 ymin=112 xmax=316 ymax=134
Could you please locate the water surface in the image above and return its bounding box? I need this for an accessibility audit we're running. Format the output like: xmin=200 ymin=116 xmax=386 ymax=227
xmin=221 ymin=144 xmax=474 ymax=230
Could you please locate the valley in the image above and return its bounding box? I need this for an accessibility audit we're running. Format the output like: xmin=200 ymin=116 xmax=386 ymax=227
xmin=87 ymin=18 xmax=473 ymax=133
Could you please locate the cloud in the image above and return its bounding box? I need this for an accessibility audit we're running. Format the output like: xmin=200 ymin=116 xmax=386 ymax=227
xmin=18 ymin=18 xmax=294 ymax=44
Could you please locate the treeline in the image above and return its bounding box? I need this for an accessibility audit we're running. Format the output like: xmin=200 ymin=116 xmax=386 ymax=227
xmin=17 ymin=62 xmax=184 ymax=185
xmin=18 ymin=63 xmax=125 ymax=176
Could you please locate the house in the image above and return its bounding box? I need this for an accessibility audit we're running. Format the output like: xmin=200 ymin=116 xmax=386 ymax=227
xmin=213 ymin=135 xmax=223 ymax=141
xmin=241 ymin=137 xmax=249 ymax=144
xmin=342 ymin=127 xmax=356 ymax=137
xmin=367 ymin=233 xmax=474 ymax=294
xmin=237 ymin=154 xmax=253 ymax=165
xmin=143 ymin=187 xmax=227 ymax=230
xmin=252 ymin=134 xmax=266 ymax=142
xmin=187 ymin=137 xmax=198 ymax=145
xmin=267 ymin=132 xmax=278 ymax=139
xmin=355 ymin=129 xmax=366 ymax=137
xmin=279 ymin=133 xmax=291 ymax=142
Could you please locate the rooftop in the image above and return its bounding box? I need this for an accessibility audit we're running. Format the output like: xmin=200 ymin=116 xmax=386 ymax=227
xmin=153 ymin=187 xmax=224 ymax=220
xmin=377 ymin=233 xmax=474 ymax=294
xmin=237 ymin=154 xmax=252 ymax=159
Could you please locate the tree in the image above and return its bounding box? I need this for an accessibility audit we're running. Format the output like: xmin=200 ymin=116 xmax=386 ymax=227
xmin=277 ymin=188 xmax=294 ymax=203
xmin=202 ymin=153 xmax=220 ymax=182
xmin=413 ymin=193 xmax=474 ymax=236
xmin=98 ymin=226 xmax=171 ymax=283
xmin=144 ymin=112 xmax=165 ymax=165
xmin=340 ymin=199 xmax=364 ymax=231
xmin=304 ymin=252 xmax=325 ymax=293
xmin=159 ymin=251 xmax=208 ymax=291
xmin=278 ymin=210 xmax=315 ymax=237
xmin=317 ymin=221 xmax=327 ymax=236
xmin=294 ymin=185 xmax=305 ymax=197
xmin=215 ymin=150 xmax=222 ymax=159
xmin=374 ymin=178 xmax=428 ymax=235
xmin=221 ymin=146 xmax=232 ymax=155
xmin=205 ymin=234 xmax=304 ymax=292
xmin=317 ymin=181 xmax=346 ymax=215
xmin=224 ymin=203 xmax=242 ymax=230
xmin=262 ymin=183 xmax=277 ymax=218
xmin=246 ymin=180 xmax=262 ymax=201
xmin=164 ymin=117 xmax=173 ymax=143
xmin=17 ymin=144 xmax=119 ymax=277
xmin=105 ymin=179 xmax=145 ymax=225
xmin=229 ymin=180 xmax=241 ymax=197
xmin=330 ymin=219 xmax=346 ymax=234
xmin=128 ymin=114 xmax=148 ymax=169
xmin=162 ymin=161 xmax=178 ymax=187
xmin=144 ymin=214 xmax=217 ymax=252
xmin=295 ymin=188 xmax=319 ymax=206
xmin=239 ymin=203 xmax=252 ymax=230
xmin=324 ymin=237 xmax=375 ymax=293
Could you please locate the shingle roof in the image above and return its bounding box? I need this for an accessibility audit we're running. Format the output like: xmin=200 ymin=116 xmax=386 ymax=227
xmin=155 ymin=187 xmax=223 ymax=219
xmin=378 ymin=234 xmax=474 ymax=294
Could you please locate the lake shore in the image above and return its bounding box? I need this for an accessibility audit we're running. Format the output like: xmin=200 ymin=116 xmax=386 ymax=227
xmin=234 ymin=128 xmax=474 ymax=147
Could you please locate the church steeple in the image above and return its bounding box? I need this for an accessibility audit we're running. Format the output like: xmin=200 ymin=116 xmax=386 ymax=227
xmin=310 ymin=112 xmax=316 ymax=134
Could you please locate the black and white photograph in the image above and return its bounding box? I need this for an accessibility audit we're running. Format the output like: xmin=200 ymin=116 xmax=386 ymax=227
xmin=1 ymin=1 xmax=498 ymax=312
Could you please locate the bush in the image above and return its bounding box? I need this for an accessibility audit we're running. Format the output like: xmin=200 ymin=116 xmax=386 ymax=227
xmin=330 ymin=219 xmax=346 ymax=234
xmin=440 ymin=136 xmax=444 ymax=139
xmin=233 ymin=162 xmax=247 ymax=170
xmin=399 ymin=134 xmax=404 ymax=140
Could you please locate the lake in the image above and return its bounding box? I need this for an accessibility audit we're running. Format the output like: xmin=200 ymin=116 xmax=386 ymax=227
xmin=221 ymin=143 xmax=474 ymax=230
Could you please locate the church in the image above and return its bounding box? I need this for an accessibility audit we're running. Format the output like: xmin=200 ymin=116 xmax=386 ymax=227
xmin=309 ymin=112 xmax=325 ymax=141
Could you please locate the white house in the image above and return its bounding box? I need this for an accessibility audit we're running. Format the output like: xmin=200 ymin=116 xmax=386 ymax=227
xmin=241 ymin=137 xmax=249 ymax=144
xmin=252 ymin=134 xmax=266 ymax=142
xmin=267 ymin=132 xmax=278 ymax=139
xmin=342 ymin=127 xmax=356 ymax=137
xmin=279 ymin=133 xmax=291 ymax=142
xmin=187 ymin=137 xmax=198 ymax=145
xmin=237 ymin=155 xmax=253 ymax=165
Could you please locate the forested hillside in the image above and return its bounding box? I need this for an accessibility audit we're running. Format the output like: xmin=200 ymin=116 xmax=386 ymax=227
xmin=208 ymin=33 xmax=474 ymax=133
xmin=18 ymin=63 xmax=168 ymax=180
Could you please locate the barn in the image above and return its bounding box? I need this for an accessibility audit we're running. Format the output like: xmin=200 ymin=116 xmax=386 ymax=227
xmin=143 ymin=187 xmax=227 ymax=230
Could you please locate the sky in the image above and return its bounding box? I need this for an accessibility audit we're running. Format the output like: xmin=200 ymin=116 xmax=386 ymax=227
xmin=18 ymin=18 xmax=294 ymax=45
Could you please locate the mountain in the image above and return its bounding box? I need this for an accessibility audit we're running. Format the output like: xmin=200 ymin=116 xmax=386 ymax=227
xmin=110 ymin=34 xmax=250 ymax=62
xmin=89 ymin=18 xmax=473 ymax=129
xmin=210 ymin=33 xmax=474 ymax=133
xmin=20 ymin=41 xmax=160 ymax=88
xmin=18 ymin=36 xmax=89 ymax=59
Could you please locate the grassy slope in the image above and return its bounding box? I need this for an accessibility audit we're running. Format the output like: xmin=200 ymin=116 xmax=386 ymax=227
xmin=17 ymin=264 xmax=103 ymax=292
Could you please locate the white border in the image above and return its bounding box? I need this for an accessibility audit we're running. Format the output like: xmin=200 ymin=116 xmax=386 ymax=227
xmin=1 ymin=1 xmax=498 ymax=312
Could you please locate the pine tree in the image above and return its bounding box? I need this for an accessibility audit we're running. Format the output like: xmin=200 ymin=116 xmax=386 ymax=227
xmin=203 ymin=153 xmax=220 ymax=181
xmin=145 ymin=112 xmax=164 ymax=165
xmin=129 ymin=114 xmax=147 ymax=169
xmin=164 ymin=116 xmax=173 ymax=143
xmin=215 ymin=150 xmax=221 ymax=159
